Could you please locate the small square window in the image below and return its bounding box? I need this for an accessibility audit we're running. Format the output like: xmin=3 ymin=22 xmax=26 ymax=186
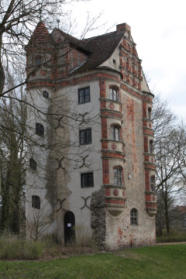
xmin=36 ymin=123 xmax=44 ymax=137
xmin=78 ymin=87 xmax=90 ymax=104
xmin=30 ymin=158 xmax=37 ymax=170
xmin=43 ymin=90 xmax=49 ymax=98
xmin=81 ymin=172 xmax=94 ymax=188
xmin=35 ymin=55 xmax=42 ymax=66
xmin=79 ymin=128 xmax=92 ymax=145
xmin=32 ymin=195 xmax=40 ymax=209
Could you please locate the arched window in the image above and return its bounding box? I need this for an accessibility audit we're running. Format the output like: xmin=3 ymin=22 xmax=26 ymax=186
xmin=130 ymin=208 xmax=138 ymax=225
xmin=109 ymin=87 xmax=119 ymax=101
xmin=35 ymin=123 xmax=44 ymax=137
xmin=112 ymin=125 xmax=121 ymax=141
xmin=32 ymin=195 xmax=40 ymax=209
xmin=148 ymin=107 xmax=152 ymax=120
xmin=149 ymin=140 xmax=153 ymax=154
xmin=43 ymin=90 xmax=49 ymax=99
xmin=114 ymin=166 xmax=123 ymax=186
xmin=30 ymin=158 xmax=37 ymax=170
xmin=150 ymin=175 xmax=155 ymax=191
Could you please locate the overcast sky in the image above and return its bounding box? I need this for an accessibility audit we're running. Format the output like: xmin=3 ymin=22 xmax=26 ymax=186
xmin=62 ymin=0 xmax=186 ymax=121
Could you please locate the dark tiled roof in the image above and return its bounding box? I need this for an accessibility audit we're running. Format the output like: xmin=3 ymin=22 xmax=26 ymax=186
xmin=76 ymin=31 xmax=124 ymax=73
xmin=52 ymin=28 xmax=91 ymax=54
xmin=27 ymin=22 xmax=124 ymax=73
xmin=52 ymin=29 xmax=124 ymax=73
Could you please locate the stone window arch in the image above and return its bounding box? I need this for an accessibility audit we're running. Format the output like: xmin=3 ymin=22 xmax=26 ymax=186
xmin=35 ymin=123 xmax=44 ymax=137
xmin=113 ymin=166 xmax=123 ymax=186
xmin=130 ymin=208 xmax=138 ymax=225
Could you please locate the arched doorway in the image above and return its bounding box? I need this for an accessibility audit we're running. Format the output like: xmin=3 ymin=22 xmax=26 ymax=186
xmin=64 ymin=211 xmax=75 ymax=244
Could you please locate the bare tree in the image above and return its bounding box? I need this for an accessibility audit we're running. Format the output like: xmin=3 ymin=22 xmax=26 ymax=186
xmin=0 ymin=89 xmax=27 ymax=233
xmin=152 ymin=96 xmax=186 ymax=235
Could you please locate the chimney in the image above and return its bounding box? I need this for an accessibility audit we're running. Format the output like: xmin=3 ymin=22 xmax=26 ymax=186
xmin=116 ymin=23 xmax=131 ymax=33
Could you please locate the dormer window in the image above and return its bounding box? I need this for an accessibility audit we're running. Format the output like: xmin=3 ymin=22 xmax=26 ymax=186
xmin=109 ymin=87 xmax=119 ymax=101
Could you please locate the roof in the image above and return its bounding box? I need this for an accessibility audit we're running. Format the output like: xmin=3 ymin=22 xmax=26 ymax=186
xmin=51 ymin=29 xmax=124 ymax=73
xmin=76 ymin=31 xmax=124 ymax=73
xmin=27 ymin=22 xmax=125 ymax=73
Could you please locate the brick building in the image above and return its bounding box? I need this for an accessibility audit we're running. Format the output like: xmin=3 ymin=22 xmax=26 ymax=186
xmin=25 ymin=21 xmax=157 ymax=248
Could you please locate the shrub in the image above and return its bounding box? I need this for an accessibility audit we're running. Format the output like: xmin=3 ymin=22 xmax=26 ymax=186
xmin=0 ymin=235 xmax=43 ymax=260
xmin=157 ymin=230 xmax=186 ymax=243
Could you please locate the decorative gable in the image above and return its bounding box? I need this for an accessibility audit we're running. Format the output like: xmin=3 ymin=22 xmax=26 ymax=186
xmin=118 ymin=25 xmax=142 ymax=90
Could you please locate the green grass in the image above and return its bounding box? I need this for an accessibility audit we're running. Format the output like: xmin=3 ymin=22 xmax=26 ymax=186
xmin=0 ymin=244 xmax=186 ymax=279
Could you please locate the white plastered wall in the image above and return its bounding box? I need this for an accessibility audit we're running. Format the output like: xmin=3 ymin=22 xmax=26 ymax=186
xmin=53 ymin=80 xmax=103 ymax=241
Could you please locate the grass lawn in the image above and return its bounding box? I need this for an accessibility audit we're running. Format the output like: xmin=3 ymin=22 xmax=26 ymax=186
xmin=0 ymin=244 xmax=186 ymax=279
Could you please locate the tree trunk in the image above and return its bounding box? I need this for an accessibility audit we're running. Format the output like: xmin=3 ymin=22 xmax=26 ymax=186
xmin=164 ymin=190 xmax=170 ymax=234
xmin=0 ymin=34 xmax=5 ymax=96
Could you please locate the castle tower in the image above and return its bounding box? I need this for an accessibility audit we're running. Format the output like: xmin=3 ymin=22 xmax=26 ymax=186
xmin=25 ymin=22 xmax=157 ymax=248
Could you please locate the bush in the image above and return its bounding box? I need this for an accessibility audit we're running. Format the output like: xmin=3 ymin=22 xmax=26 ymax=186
xmin=0 ymin=235 xmax=43 ymax=260
xmin=157 ymin=230 xmax=186 ymax=243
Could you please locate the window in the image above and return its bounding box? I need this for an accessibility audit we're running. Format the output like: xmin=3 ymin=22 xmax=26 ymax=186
xmin=150 ymin=175 xmax=155 ymax=191
xmin=35 ymin=123 xmax=44 ymax=137
xmin=79 ymin=128 xmax=92 ymax=145
xmin=78 ymin=87 xmax=90 ymax=104
xmin=30 ymin=158 xmax=37 ymax=170
xmin=35 ymin=55 xmax=42 ymax=66
xmin=109 ymin=87 xmax=119 ymax=101
xmin=149 ymin=140 xmax=153 ymax=154
xmin=81 ymin=172 xmax=94 ymax=188
xmin=43 ymin=90 xmax=49 ymax=98
xmin=148 ymin=107 xmax=152 ymax=120
xmin=114 ymin=167 xmax=123 ymax=186
xmin=112 ymin=125 xmax=121 ymax=141
xmin=130 ymin=208 xmax=138 ymax=225
xmin=32 ymin=195 xmax=40 ymax=209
